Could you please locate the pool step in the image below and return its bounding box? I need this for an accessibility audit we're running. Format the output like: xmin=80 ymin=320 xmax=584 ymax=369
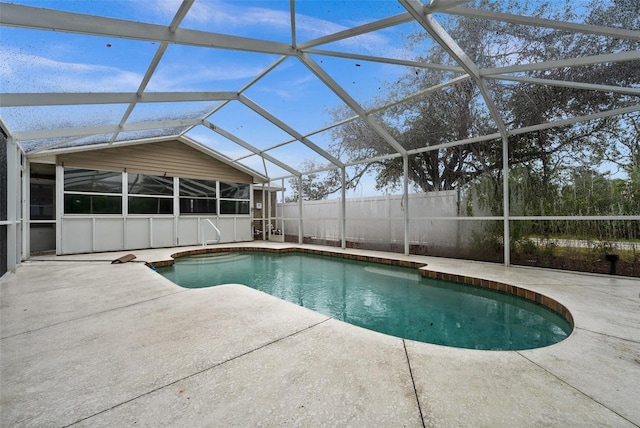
xmin=364 ymin=266 xmax=420 ymax=281
xmin=176 ymin=253 xmax=250 ymax=265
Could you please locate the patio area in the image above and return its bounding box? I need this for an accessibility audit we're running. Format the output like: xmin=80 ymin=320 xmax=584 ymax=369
xmin=1 ymin=243 xmax=639 ymax=427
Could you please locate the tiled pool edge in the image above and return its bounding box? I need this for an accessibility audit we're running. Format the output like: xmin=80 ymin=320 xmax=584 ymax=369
xmin=150 ymin=246 xmax=574 ymax=329
xmin=151 ymin=246 xmax=427 ymax=269
xmin=418 ymin=269 xmax=574 ymax=328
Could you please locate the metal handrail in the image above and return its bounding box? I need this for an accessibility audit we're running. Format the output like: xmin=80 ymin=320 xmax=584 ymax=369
xmin=201 ymin=219 xmax=221 ymax=246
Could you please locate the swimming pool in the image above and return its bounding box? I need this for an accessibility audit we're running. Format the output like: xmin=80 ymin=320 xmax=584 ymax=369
xmin=157 ymin=251 xmax=572 ymax=350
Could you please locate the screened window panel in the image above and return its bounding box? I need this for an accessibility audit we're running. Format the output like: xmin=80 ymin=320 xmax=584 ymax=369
xmin=220 ymin=182 xmax=250 ymax=199
xmin=128 ymin=196 xmax=173 ymax=215
xmin=128 ymin=173 xmax=173 ymax=196
xmin=179 ymin=178 xmax=217 ymax=197
xmin=179 ymin=198 xmax=217 ymax=215
xmin=64 ymin=168 xmax=122 ymax=193
xmin=64 ymin=194 xmax=122 ymax=214
xmin=220 ymin=200 xmax=250 ymax=215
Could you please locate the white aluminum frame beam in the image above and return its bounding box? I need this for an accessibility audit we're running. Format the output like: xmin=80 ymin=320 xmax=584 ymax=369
xmin=238 ymin=56 xmax=289 ymax=95
xmin=368 ymin=74 xmax=472 ymax=115
xmin=0 ymin=3 xmax=294 ymax=56
xmin=407 ymin=132 xmax=503 ymax=156
xmin=449 ymin=7 xmax=640 ymax=42
xmin=0 ymin=92 xmax=238 ymax=107
xmin=13 ymin=118 xmax=200 ymax=141
xmin=1 ymin=92 xmax=239 ymax=107
xmin=508 ymin=103 xmax=640 ymax=136
xmin=481 ymin=51 xmax=640 ymax=77
xmin=27 ymin=134 xmax=108 ymax=156
xmin=289 ymin=0 xmax=297 ymax=47
xmin=487 ymin=74 xmax=640 ymax=97
xmin=424 ymin=0 xmax=473 ymax=12
xmin=298 ymin=13 xmax=414 ymax=50
xmin=303 ymin=49 xmax=463 ymax=73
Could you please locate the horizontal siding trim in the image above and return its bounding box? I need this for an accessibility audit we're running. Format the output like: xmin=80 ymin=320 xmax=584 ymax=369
xmin=58 ymin=140 xmax=252 ymax=183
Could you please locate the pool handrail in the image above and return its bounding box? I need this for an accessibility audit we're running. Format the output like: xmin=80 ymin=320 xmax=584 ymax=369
xmin=201 ymin=219 xmax=221 ymax=246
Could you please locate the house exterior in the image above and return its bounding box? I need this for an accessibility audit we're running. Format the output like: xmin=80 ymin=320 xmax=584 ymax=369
xmin=23 ymin=137 xmax=269 ymax=256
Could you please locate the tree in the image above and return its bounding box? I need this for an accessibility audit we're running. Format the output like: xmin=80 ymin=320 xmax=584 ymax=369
xmin=286 ymin=160 xmax=340 ymax=202
xmin=298 ymin=0 xmax=638 ymax=206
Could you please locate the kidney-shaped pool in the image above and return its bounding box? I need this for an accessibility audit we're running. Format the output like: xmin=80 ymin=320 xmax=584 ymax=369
xmin=157 ymin=251 xmax=572 ymax=350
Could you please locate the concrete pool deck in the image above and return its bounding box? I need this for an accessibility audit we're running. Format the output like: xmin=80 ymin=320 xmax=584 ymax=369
xmin=1 ymin=242 xmax=639 ymax=427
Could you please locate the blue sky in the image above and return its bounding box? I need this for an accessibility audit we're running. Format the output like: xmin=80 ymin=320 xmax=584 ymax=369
xmin=1 ymin=0 xmax=438 ymax=197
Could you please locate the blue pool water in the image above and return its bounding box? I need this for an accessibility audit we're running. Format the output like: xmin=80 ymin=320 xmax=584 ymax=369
xmin=157 ymin=252 xmax=572 ymax=350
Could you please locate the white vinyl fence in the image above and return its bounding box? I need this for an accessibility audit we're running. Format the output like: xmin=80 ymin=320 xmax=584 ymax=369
xmin=278 ymin=191 xmax=477 ymax=251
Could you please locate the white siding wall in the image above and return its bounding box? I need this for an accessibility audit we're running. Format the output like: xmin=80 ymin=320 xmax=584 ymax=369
xmin=95 ymin=218 xmax=125 ymax=251
xmin=61 ymin=218 xmax=93 ymax=254
xmin=61 ymin=215 xmax=250 ymax=254
xmin=177 ymin=217 xmax=199 ymax=246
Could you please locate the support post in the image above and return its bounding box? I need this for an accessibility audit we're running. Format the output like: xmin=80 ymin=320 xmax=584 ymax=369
xmin=21 ymin=160 xmax=29 ymax=260
xmin=267 ymin=185 xmax=271 ymax=240
xmin=280 ymin=178 xmax=285 ymax=239
xmin=261 ymin=183 xmax=266 ymax=240
xmin=341 ymin=166 xmax=346 ymax=249
xmin=173 ymin=176 xmax=179 ymax=246
xmin=297 ymin=175 xmax=303 ymax=244
xmin=6 ymin=136 xmax=18 ymax=271
xmin=56 ymin=165 xmax=63 ymax=255
xmin=502 ymin=135 xmax=510 ymax=266
xmin=403 ymin=154 xmax=409 ymax=255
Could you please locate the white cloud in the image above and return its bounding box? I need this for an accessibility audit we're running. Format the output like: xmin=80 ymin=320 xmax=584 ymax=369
xmin=252 ymin=73 xmax=317 ymax=99
xmin=146 ymin=61 xmax=269 ymax=91
xmin=176 ymin=1 xmax=402 ymax=58
xmin=183 ymin=1 xmax=292 ymax=30
xmin=0 ymin=47 xmax=142 ymax=92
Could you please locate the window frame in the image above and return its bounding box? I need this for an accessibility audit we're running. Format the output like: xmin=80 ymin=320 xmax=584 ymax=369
xmin=178 ymin=177 xmax=218 ymax=215
xmin=63 ymin=168 xmax=123 ymax=215
xmin=219 ymin=182 xmax=251 ymax=215
xmin=126 ymin=172 xmax=174 ymax=216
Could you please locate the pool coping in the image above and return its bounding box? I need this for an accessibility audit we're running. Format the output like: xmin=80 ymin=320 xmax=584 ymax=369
xmin=152 ymin=245 xmax=574 ymax=328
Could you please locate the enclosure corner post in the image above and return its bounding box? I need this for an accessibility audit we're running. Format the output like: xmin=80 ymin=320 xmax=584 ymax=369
xmin=297 ymin=174 xmax=303 ymax=244
xmin=502 ymin=135 xmax=510 ymax=267
xmin=6 ymin=135 xmax=19 ymax=271
xmin=341 ymin=166 xmax=346 ymax=249
xmin=403 ymin=154 xmax=409 ymax=256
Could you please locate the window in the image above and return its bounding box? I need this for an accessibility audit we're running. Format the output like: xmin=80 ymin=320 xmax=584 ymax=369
xmin=62 ymin=170 xmax=252 ymax=217
xmin=127 ymin=173 xmax=173 ymax=215
xmin=64 ymin=168 xmax=122 ymax=214
xmin=219 ymin=182 xmax=250 ymax=214
xmin=179 ymin=178 xmax=217 ymax=215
